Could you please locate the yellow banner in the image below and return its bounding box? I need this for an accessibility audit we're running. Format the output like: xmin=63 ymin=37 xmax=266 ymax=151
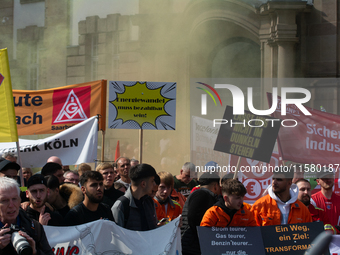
xmin=0 ymin=48 xmax=18 ymax=142
xmin=13 ymin=80 xmax=107 ymax=136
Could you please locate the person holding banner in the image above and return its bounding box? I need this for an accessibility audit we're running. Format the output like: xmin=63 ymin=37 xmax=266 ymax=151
xmin=200 ymin=179 xmax=256 ymax=227
xmin=251 ymin=170 xmax=312 ymax=226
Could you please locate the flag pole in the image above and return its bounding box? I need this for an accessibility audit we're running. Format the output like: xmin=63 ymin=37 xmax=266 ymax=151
xmin=16 ymin=141 xmax=24 ymax=186
xmin=139 ymin=129 xmax=143 ymax=164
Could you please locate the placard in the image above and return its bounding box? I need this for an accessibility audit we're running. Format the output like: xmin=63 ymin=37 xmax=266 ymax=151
xmin=197 ymin=226 xmax=265 ymax=255
xmin=214 ymin=106 xmax=281 ymax=163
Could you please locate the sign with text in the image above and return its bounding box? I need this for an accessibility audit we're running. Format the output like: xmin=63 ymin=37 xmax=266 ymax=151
xmin=13 ymin=80 xmax=106 ymax=135
xmin=261 ymin=222 xmax=328 ymax=255
xmin=268 ymin=93 xmax=340 ymax=165
xmin=108 ymin=81 xmax=176 ymax=130
xmin=214 ymin=106 xmax=281 ymax=163
xmin=197 ymin=226 xmax=265 ymax=255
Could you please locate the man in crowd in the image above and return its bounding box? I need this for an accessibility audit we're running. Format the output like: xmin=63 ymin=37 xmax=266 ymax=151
xmin=181 ymin=172 xmax=220 ymax=255
xmin=45 ymin=175 xmax=83 ymax=218
xmin=25 ymin=174 xmax=63 ymax=226
xmin=63 ymin=170 xmax=80 ymax=185
xmin=47 ymin=156 xmax=62 ymax=166
xmin=0 ymin=159 xmax=20 ymax=179
xmin=0 ymin=177 xmax=53 ymax=254
xmin=311 ymin=168 xmax=340 ymax=228
xmin=115 ymin=157 xmax=131 ymax=189
xmin=130 ymin=159 xmax=139 ymax=167
xmin=200 ymin=179 xmax=256 ymax=227
xmin=154 ymin=171 xmax=182 ymax=222
xmin=112 ymin=163 xmax=158 ymax=231
xmin=251 ymin=170 xmax=312 ymax=226
xmin=2 ymin=152 xmax=17 ymax=163
xmin=96 ymin=163 xmax=124 ymax=207
xmin=41 ymin=162 xmax=64 ymax=184
xmin=22 ymin=167 xmax=32 ymax=186
xmin=63 ymin=171 xmax=113 ymax=226
xmin=174 ymin=162 xmax=198 ymax=197
xmin=296 ymin=179 xmax=337 ymax=234
xmin=78 ymin=163 xmax=92 ymax=176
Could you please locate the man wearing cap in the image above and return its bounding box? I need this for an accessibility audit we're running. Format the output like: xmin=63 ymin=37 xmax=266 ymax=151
xmin=181 ymin=172 xmax=221 ymax=255
xmin=26 ymin=174 xmax=63 ymax=226
xmin=311 ymin=168 xmax=340 ymax=227
xmin=112 ymin=163 xmax=159 ymax=231
xmin=0 ymin=159 xmax=20 ymax=180
xmin=173 ymin=162 xmax=198 ymax=197
xmin=251 ymin=170 xmax=312 ymax=226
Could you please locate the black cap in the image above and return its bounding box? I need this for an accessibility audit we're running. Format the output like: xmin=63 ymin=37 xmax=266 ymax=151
xmin=0 ymin=159 xmax=20 ymax=172
xmin=198 ymin=172 xmax=220 ymax=186
xmin=27 ymin=174 xmax=47 ymax=189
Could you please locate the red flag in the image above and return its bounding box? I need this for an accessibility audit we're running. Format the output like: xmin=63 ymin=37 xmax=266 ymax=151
xmin=114 ymin=140 xmax=120 ymax=161
xmin=267 ymin=93 xmax=340 ymax=165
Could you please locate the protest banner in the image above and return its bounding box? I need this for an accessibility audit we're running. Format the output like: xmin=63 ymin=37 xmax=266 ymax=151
xmin=108 ymin=81 xmax=176 ymax=130
xmin=197 ymin=222 xmax=327 ymax=255
xmin=0 ymin=117 xmax=98 ymax=167
xmin=43 ymin=217 xmax=181 ymax=255
xmin=330 ymin=235 xmax=340 ymax=254
xmin=13 ymin=80 xmax=106 ymax=135
xmin=261 ymin=222 xmax=327 ymax=255
xmin=268 ymin=93 xmax=340 ymax=165
xmin=191 ymin=116 xmax=229 ymax=171
xmin=214 ymin=106 xmax=281 ymax=163
xmin=197 ymin=226 xmax=265 ymax=255
xmin=0 ymin=48 xmax=18 ymax=143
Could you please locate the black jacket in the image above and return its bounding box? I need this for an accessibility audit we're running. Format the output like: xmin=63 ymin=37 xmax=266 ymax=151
xmin=0 ymin=209 xmax=53 ymax=255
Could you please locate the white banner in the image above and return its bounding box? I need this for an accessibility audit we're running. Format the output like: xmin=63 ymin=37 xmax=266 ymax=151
xmin=44 ymin=217 xmax=182 ymax=255
xmin=0 ymin=117 xmax=98 ymax=167
xmin=330 ymin=235 xmax=340 ymax=254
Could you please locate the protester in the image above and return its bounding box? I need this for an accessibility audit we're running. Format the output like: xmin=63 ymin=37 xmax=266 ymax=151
xmin=251 ymin=170 xmax=312 ymax=226
xmin=63 ymin=171 xmax=113 ymax=226
xmin=112 ymin=163 xmax=158 ymax=231
xmin=296 ymin=179 xmax=337 ymax=234
xmin=115 ymin=157 xmax=131 ymax=189
xmin=47 ymin=156 xmax=62 ymax=166
xmin=63 ymin=170 xmax=80 ymax=185
xmin=311 ymin=167 xmax=340 ymax=228
xmin=181 ymin=172 xmax=220 ymax=255
xmin=200 ymin=179 xmax=256 ymax=227
xmin=0 ymin=159 xmax=20 ymax=180
xmin=174 ymin=162 xmax=198 ymax=197
xmin=0 ymin=177 xmax=53 ymax=254
xmin=78 ymin=163 xmax=92 ymax=176
xmin=41 ymin=162 xmax=64 ymax=184
xmin=45 ymin=175 xmax=83 ymax=218
xmin=154 ymin=171 xmax=182 ymax=222
xmin=96 ymin=163 xmax=124 ymax=208
xmin=130 ymin=158 xmax=139 ymax=167
xmin=25 ymin=174 xmax=63 ymax=226
xmin=22 ymin=167 xmax=33 ymax=186
xmin=2 ymin=152 xmax=17 ymax=163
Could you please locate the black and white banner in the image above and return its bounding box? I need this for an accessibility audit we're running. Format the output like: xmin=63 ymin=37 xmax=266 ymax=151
xmin=0 ymin=117 xmax=98 ymax=167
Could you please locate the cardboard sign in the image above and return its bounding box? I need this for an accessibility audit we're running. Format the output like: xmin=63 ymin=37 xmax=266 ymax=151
xmin=197 ymin=226 xmax=265 ymax=255
xmin=108 ymin=81 xmax=176 ymax=130
xmin=214 ymin=106 xmax=280 ymax=163
xmin=261 ymin=222 xmax=328 ymax=255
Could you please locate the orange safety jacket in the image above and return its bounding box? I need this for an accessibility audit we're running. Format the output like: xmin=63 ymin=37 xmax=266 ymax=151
xmin=251 ymin=194 xmax=312 ymax=226
xmin=153 ymin=197 xmax=182 ymax=221
xmin=200 ymin=199 xmax=257 ymax=227
xmin=171 ymin=189 xmax=186 ymax=209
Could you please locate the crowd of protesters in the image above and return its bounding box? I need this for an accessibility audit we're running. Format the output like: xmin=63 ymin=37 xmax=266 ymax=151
xmin=0 ymin=152 xmax=338 ymax=255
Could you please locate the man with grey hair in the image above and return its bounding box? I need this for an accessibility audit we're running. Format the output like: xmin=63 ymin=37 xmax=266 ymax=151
xmin=63 ymin=170 xmax=80 ymax=185
xmin=174 ymin=162 xmax=198 ymax=197
xmin=0 ymin=177 xmax=53 ymax=254
xmin=2 ymin=152 xmax=17 ymax=163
